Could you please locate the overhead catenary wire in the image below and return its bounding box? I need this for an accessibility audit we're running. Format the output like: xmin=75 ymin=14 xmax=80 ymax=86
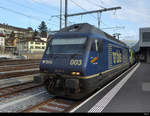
xmin=69 ymin=0 xmax=123 ymax=34
xmin=97 ymin=0 xmax=104 ymax=4
xmin=70 ymin=0 xmax=97 ymax=20
xmin=4 ymin=0 xmax=53 ymax=17
xmin=97 ymin=0 xmax=106 ymax=6
xmin=70 ymin=0 xmax=88 ymax=11
xmin=50 ymin=15 xmax=76 ymax=26
xmin=0 ymin=6 xmax=43 ymax=22
xmin=3 ymin=0 xmax=67 ymax=29
xmin=30 ymin=0 xmax=60 ymax=13
xmin=0 ymin=0 xmax=123 ymax=32
xmin=85 ymin=0 xmax=105 ymax=9
xmin=8 ymin=0 xmax=75 ymax=29
xmin=69 ymin=0 xmax=110 ymax=28
xmin=0 ymin=5 xmax=59 ymax=28
xmin=0 ymin=5 xmax=59 ymax=30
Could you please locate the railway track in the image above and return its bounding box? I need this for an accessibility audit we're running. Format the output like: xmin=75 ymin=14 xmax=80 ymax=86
xmin=0 ymin=59 xmax=40 ymax=66
xmin=0 ymin=82 xmax=43 ymax=99
xmin=24 ymin=97 xmax=81 ymax=113
xmin=0 ymin=70 xmax=39 ymax=79
xmin=0 ymin=81 xmax=82 ymax=113
xmin=0 ymin=60 xmax=40 ymax=79
xmin=0 ymin=64 xmax=39 ymax=72
xmin=0 ymin=63 xmax=39 ymax=68
xmin=0 ymin=68 xmax=135 ymax=112
xmin=0 ymin=85 xmax=48 ymax=112
xmin=0 ymin=61 xmax=134 ymax=113
xmin=22 ymin=64 xmax=138 ymax=113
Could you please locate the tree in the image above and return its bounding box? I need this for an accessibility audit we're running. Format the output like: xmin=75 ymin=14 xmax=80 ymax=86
xmin=38 ymin=21 xmax=48 ymax=38
xmin=33 ymin=29 xmax=39 ymax=38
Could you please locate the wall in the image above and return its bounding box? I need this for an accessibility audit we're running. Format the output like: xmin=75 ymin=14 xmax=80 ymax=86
xmin=139 ymin=28 xmax=150 ymax=47
xmin=23 ymin=53 xmax=43 ymax=59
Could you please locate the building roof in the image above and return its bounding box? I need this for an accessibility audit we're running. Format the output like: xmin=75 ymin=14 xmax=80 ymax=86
xmin=22 ymin=37 xmax=46 ymax=43
xmin=0 ymin=23 xmax=33 ymax=32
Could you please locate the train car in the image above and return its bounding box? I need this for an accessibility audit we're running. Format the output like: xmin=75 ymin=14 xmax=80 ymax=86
xmin=129 ymin=49 xmax=136 ymax=66
xmin=40 ymin=23 xmax=130 ymax=99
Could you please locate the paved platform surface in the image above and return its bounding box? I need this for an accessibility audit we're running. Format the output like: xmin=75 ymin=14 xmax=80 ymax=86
xmin=72 ymin=63 xmax=150 ymax=112
xmin=103 ymin=63 xmax=150 ymax=112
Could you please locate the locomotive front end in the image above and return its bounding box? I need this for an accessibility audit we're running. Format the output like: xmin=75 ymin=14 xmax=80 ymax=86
xmin=40 ymin=34 xmax=89 ymax=99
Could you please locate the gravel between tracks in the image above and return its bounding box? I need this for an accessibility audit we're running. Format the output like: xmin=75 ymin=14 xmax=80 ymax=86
xmin=0 ymin=87 xmax=53 ymax=112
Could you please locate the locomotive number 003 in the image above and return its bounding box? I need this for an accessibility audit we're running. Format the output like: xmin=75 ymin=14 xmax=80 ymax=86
xmin=70 ymin=60 xmax=82 ymax=66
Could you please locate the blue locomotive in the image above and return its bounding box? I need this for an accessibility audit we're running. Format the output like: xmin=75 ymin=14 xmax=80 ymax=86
xmin=40 ymin=23 xmax=130 ymax=99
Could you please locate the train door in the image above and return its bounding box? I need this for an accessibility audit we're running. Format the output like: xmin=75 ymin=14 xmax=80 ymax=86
xmin=88 ymin=39 xmax=103 ymax=74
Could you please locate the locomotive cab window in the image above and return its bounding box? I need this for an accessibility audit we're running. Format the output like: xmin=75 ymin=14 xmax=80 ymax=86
xmin=46 ymin=37 xmax=87 ymax=55
xmin=91 ymin=39 xmax=103 ymax=52
xmin=91 ymin=40 xmax=97 ymax=51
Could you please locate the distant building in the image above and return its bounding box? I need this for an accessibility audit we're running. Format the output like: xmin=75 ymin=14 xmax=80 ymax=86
xmin=17 ymin=37 xmax=47 ymax=54
xmin=0 ymin=23 xmax=34 ymax=53
xmin=0 ymin=31 xmax=5 ymax=53
xmin=0 ymin=31 xmax=5 ymax=46
xmin=0 ymin=23 xmax=34 ymax=39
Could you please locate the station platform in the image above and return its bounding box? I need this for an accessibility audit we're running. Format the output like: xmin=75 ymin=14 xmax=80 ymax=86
xmin=70 ymin=63 xmax=150 ymax=112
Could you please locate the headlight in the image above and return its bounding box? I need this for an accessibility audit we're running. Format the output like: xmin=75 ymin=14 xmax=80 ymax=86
xmin=71 ymin=72 xmax=81 ymax=76
xmin=42 ymin=60 xmax=46 ymax=64
xmin=72 ymin=72 xmax=76 ymax=75
xmin=42 ymin=60 xmax=53 ymax=64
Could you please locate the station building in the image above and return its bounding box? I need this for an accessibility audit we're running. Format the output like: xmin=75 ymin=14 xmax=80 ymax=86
xmin=139 ymin=28 xmax=150 ymax=63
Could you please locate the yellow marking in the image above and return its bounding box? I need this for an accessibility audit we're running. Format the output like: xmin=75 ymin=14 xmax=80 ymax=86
xmin=79 ymin=73 xmax=99 ymax=79
xmin=90 ymin=57 xmax=98 ymax=63
xmin=79 ymin=63 xmax=129 ymax=79
xmin=43 ymin=63 xmax=129 ymax=80
xmin=112 ymin=51 xmax=122 ymax=64
xmin=70 ymin=59 xmax=82 ymax=66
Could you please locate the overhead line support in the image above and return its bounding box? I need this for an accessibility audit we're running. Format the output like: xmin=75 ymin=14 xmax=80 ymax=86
xmin=65 ymin=0 xmax=68 ymax=27
xmin=67 ymin=7 xmax=121 ymax=17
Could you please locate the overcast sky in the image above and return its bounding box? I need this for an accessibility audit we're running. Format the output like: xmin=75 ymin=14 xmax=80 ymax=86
xmin=0 ymin=0 xmax=150 ymax=43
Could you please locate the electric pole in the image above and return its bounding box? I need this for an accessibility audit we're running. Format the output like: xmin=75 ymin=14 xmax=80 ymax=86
xmin=65 ymin=0 xmax=68 ymax=27
xmin=97 ymin=12 xmax=101 ymax=29
xmin=60 ymin=0 xmax=62 ymax=30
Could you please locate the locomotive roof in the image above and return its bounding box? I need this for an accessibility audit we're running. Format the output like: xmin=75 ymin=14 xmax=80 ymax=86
xmin=59 ymin=23 xmax=126 ymax=46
